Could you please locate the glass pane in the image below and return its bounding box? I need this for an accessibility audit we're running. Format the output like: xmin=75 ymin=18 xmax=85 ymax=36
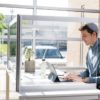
xmin=0 ymin=0 xmax=33 ymax=5
xmin=21 ymin=19 xmax=67 ymax=69
xmin=8 ymin=20 xmax=17 ymax=75
xmin=18 ymin=14 xmax=99 ymax=91
xmin=37 ymin=0 xmax=68 ymax=7
xmin=37 ymin=10 xmax=87 ymax=18
xmin=0 ymin=7 xmax=33 ymax=15
xmin=0 ymin=13 xmax=7 ymax=67
xmin=37 ymin=10 xmax=68 ymax=17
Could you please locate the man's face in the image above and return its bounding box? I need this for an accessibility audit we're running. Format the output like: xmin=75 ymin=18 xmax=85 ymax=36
xmin=81 ymin=30 xmax=94 ymax=45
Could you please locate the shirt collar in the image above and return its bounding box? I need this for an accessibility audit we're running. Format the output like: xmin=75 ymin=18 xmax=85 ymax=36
xmin=90 ymin=38 xmax=100 ymax=51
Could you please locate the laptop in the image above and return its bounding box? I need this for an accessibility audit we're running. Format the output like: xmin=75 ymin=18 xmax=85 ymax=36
xmin=47 ymin=62 xmax=72 ymax=82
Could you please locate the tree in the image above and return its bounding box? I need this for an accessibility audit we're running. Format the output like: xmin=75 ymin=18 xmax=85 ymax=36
xmin=0 ymin=13 xmax=7 ymax=35
xmin=0 ymin=13 xmax=7 ymax=56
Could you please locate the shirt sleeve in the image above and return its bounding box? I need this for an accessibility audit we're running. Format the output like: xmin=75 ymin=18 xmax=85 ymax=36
xmin=88 ymin=77 xmax=100 ymax=83
xmin=79 ymin=68 xmax=89 ymax=78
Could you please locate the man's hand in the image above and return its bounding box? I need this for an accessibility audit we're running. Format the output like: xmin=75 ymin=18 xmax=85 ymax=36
xmin=63 ymin=73 xmax=84 ymax=82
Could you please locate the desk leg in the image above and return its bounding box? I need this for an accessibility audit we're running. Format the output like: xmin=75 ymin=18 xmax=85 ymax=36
xmin=6 ymin=71 xmax=9 ymax=100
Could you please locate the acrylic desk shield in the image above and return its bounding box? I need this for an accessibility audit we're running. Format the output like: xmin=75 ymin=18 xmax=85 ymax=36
xmin=7 ymin=15 xmax=99 ymax=92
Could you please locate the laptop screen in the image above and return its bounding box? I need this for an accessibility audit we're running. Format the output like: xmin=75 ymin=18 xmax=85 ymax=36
xmin=46 ymin=62 xmax=61 ymax=82
xmin=47 ymin=62 xmax=58 ymax=75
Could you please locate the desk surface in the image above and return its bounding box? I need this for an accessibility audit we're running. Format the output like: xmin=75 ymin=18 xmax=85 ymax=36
xmin=19 ymin=70 xmax=97 ymax=91
xmin=7 ymin=69 xmax=100 ymax=99
xmin=19 ymin=81 xmax=100 ymax=100
xmin=20 ymin=70 xmax=96 ymax=90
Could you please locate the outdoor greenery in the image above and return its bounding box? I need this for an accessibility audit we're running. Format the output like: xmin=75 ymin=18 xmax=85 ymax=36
xmin=0 ymin=13 xmax=17 ymax=57
xmin=10 ymin=41 xmax=16 ymax=56
xmin=9 ymin=22 xmax=17 ymax=56
xmin=0 ymin=13 xmax=7 ymax=35
xmin=10 ymin=23 xmax=16 ymax=35
xmin=0 ymin=44 xmax=7 ymax=55
xmin=0 ymin=13 xmax=7 ymax=56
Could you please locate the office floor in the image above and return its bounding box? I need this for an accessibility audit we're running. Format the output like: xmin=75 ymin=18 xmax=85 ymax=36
xmin=0 ymin=64 xmax=18 ymax=100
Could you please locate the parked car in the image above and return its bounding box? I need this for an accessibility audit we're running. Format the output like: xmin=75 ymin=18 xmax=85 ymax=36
xmin=35 ymin=45 xmax=67 ymax=68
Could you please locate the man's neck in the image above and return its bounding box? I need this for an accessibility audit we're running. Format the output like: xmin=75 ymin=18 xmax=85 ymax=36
xmin=90 ymin=38 xmax=97 ymax=47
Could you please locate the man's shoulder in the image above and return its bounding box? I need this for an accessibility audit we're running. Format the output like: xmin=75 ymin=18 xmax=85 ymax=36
xmin=98 ymin=38 xmax=100 ymax=42
xmin=98 ymin=39 xmax=100 ymax=50
xmin=98 ymin=38 xmax=100 ymax=45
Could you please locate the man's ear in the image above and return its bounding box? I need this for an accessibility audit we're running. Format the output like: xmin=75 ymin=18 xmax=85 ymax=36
xmin=92 ymin=32 xmax=97 ymax=37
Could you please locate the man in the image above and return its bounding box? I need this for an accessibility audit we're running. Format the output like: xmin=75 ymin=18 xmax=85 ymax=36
xmin=63 ymin=23 xmax=100 ymax=83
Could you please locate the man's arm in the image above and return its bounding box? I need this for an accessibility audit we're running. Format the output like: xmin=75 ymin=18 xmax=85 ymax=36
xmin=83 ymin=77 xmax=100 ymax=83
xmin=79 ymin=68 xmax=89 ymax=78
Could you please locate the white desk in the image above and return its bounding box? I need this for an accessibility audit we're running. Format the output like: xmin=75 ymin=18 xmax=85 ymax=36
xmin=6 ymin=69 xmax=100 ymax=100
xmin=19 ymin=71 xmax=100 ymax=100
xmin=19 ymin=83 xmax=100 ymax=100
xmin=19 ymin=90 xmax=100 ymax=100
